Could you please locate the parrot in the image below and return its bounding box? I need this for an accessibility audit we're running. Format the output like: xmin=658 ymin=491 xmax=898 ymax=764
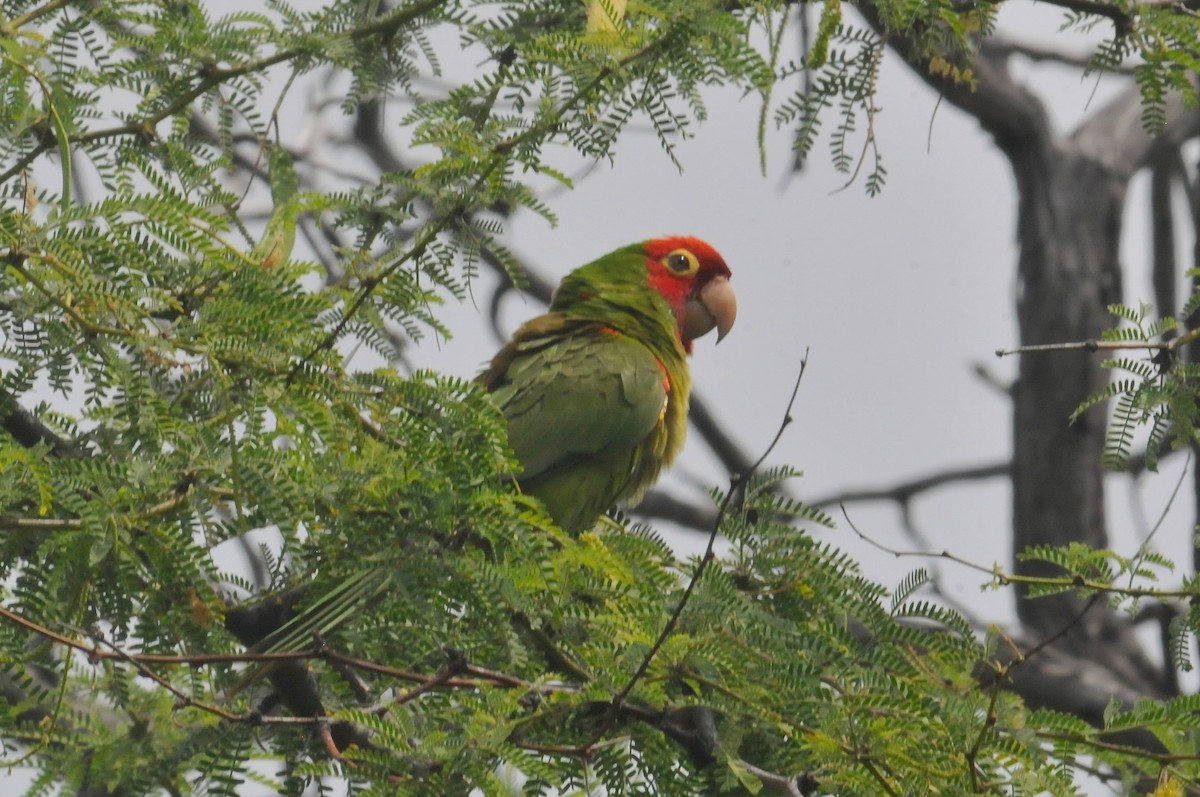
xmin=479 ymin=236 xmax=736 ymax=533
xmin=226 ymin=237 xmax=734 ymax=695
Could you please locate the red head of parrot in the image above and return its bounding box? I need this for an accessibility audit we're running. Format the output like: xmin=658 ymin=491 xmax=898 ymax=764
xmin=641 ymin=236 xmax=736 ymax=354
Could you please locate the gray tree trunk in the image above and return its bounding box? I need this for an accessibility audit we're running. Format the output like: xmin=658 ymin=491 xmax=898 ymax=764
xmin=859 ymin=9 xmax=1200 ymax=712
xmin=1008 ymin=147 xmax=1122 ymax=637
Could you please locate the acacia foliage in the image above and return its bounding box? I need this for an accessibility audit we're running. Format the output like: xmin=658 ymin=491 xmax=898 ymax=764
xmin=0 ymin=0 xmax=1198 ymax=794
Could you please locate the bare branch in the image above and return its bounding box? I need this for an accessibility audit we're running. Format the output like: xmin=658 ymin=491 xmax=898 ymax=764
xmin=810 ymin=461 xmax=1010 ymax=508
xmin=996 ymin=332 xmax=1190 ymax=357
xmin=997 ymin=315 xmax=1200 ymax=358
xmin=986 ymin=38 xmax=1130 ymax=73
xmin=0 ymin=386 xmax=80 ymax=457
xmin=689 ymin=392 xmax=758 ymax=477
xmin=633 ymin=489 xmax=719 ymax=531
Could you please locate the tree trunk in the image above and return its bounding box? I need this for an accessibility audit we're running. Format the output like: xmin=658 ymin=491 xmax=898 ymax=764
xmin=859 ymin=10 xmax=1198 ymax=698
xmin=1008 ymin=149 xmax=1121 ymax=636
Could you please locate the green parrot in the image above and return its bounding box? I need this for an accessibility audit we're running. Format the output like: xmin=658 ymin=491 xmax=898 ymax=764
xmin=224 ymin=236 xmax=734 ymax=713
xmin=480 ymin=236 xmax=736 ymax=533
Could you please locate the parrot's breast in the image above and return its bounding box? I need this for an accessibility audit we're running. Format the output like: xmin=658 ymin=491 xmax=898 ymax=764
xmin=482 ymin=318 xmax=690 ymax=533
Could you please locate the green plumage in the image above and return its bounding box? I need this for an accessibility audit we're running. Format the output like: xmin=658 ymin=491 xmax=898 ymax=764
xmin=480 ymin=244 xmax=691 ymax=533
xmin=232 ymin=240 xmax=726 ymax=682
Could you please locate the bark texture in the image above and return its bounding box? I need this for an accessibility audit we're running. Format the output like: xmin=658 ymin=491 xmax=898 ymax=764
xmin=858 ymin=8 xmax=1200 ymax=707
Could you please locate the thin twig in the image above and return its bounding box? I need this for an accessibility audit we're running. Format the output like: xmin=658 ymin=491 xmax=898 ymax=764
xmin=0 ymin=482 xmax=230 ymax=533
xmin=996 ymin=326 xmax=1200 ymax=358
xmin=1036 ymin=730 xmax=1200 ymax=764
xmin=839 ymin=506 xmax=1200 ymax=599
xmin=92 ymin=631 xmax=243 ymax=722
xmin=811 ymin=461 xmax=1009 ymax=508
xmin=1019 ymin=594 xmax=1103 ymax=663
xmin=1137 ymin=449 xmax=1190 ymax=553
xmin=4 ymin=0 xmax=70 ymax=31
xmin=0 ymin=601 xmax=542 ymax=694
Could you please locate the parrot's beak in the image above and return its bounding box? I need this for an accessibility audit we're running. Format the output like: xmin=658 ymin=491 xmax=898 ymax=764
xmin=682 ymin=276 xmax=737 ymax=345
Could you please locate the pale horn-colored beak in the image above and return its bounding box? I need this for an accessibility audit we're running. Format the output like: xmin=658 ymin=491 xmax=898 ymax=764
xmin=682 ymin=276 xmax=736 ymax=344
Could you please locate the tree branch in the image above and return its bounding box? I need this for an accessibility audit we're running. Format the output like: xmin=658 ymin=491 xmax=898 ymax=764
xmin=0 ymin=386 xmax=79 ymax=457
xmin=810 ymin=461 xmax=1010 ymax=508
xmin=856 ymin=3 xmax=1052 ymax=159
xmin=632 ymin=488 xmax=720 ymax=531
xmin=985 ymin=38 xmax=1131 ymax=73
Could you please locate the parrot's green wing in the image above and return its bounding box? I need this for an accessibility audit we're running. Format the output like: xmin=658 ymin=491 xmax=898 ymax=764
xmin=494 ymin=329 xmax=667 ymax=477
xmin=483 ymin=318 xmax=670 ymax=531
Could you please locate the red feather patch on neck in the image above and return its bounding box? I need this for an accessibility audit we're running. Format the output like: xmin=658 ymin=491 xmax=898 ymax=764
xmin=641 ymin=236 xmax=730 ymax=352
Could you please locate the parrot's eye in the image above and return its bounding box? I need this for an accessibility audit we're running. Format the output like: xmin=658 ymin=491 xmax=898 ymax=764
xmin=664 ymin=249 xmax=699 ymax=276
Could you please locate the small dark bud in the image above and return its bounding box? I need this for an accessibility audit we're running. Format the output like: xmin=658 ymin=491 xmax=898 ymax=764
xmin=442 ymin=646 xmax=467 ymax=672
xmin=1152 ymin=348 xmax=1175 ymax=374
xmin=796 ymin=772 xmax=820 ymax=796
